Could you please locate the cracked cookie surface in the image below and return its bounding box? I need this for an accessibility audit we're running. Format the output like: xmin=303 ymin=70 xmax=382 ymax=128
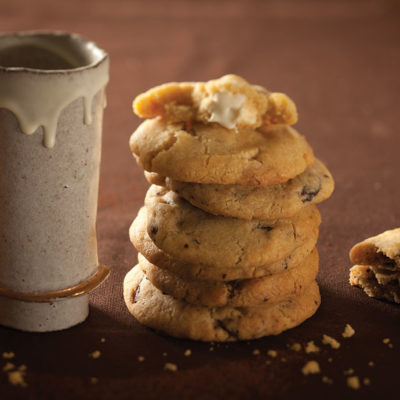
xmin=349 ymin=228 xmax=400 ymax=303
xmin=146 ymin=159 xmax=334 ymax=220
xmin=145 ymin=185 xmax=321 ymax=269
xmin=130 ymin=207 xmax=318 ymax=281
xmin=139 ymin=248 xmax=318 ymax=308
xmin=350 ymin=265 xmax=400 ymax=304
xmin=130 ymin=117 xmax=314 ymax=185
xmin=133 ymin=74 xmax=297 ymax=129
xmin=350 ymin=228 xmax=400 ymax=270
xmin=123 ymin=266 xmax=321 ymax=342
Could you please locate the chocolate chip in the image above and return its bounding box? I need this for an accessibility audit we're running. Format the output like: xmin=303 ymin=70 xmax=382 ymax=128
xmin=227 ymin=280 xmax=241 ymax=298
xmin=150 ymin=224 xmax=158 ymax=235
xmin=215 ymin=319 xmax=239 ymax=340
xmin=257 ymin=223 xmax=273 ymax=231
xmin=263 ymin=297 xmax=269 ymax=302
xmin=184 ymin=243 xmax=189 ymax=248
xmin=301 ymin=181 xmax=321 ymax=203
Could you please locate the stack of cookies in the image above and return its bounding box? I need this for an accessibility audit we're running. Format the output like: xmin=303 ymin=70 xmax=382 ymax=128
xmin=124 ymin=75 xmax=334 ymax=342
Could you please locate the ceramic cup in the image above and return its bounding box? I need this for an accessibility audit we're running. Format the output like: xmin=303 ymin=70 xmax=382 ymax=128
xmin=0 ymin=31 xmax=110 ymax=332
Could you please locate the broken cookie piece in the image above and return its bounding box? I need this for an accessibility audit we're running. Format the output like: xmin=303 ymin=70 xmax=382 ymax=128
xmin=349 ymin=228 xmax=400 ymax=303
xmin=133 ymin=74 xmax=297 ymax=130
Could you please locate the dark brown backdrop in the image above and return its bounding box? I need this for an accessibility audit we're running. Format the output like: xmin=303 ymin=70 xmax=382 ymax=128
xmin=1 ymin=0 xmax=399 ymax=399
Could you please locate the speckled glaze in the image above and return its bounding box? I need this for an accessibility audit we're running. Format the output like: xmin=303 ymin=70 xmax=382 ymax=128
xmin=0 ymin=32 xmax=109 ymax=332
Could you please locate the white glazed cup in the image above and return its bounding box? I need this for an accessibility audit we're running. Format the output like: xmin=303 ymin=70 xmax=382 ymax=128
xmin=0 ymin=31 xmax=109 ymax=332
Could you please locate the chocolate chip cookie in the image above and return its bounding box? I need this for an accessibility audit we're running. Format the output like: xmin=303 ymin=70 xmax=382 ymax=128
xmin=130 ymin=118 xmax=314 ymax=186
xmin=145 ymin=159 xmax=334 ymax=220
xmin=133 ymin=74 xmax=298 ymax=129
xmin=349 ymin=228 xmax=400 ymax=303
xmin=123 ymin=266 xmax=321 ymax=342
xmin=139 ymin=248 xmax=318 ymax=307
xmin=130 ymin=207 xmax=318 ymax=281
xmin=144 ymin=185 xmax=321 ymax=269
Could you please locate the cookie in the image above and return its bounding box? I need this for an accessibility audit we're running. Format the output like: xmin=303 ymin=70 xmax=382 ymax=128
xmin=145 ymin=159 xmax=334 ymax=220
xmin=130 ymin=118 xmax=314 ymax=185
xmin=350 ymin=265 xmax=400 ymax=304
xmin=350 ymin=228 xmax=400 ymax=270
xmin=133 ymin=74 xmax=297 ymax=130
xmin=123 ymin=266 xmax=321 ymax=342
xmin=349 ymin=228 xmax=400 ymax=303
xmin=144 ymin=185 xmax=321 ymax=269
xmin=130 ymin=207 xmax=318 ymax=281
xmin=139 ymin=248 xmax=319 ymax=308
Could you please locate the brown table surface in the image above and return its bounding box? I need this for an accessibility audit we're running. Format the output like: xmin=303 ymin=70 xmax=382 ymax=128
xmin=1 ymin=0 xmax=400 ymax=399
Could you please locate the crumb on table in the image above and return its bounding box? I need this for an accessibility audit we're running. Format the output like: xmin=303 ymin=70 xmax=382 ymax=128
xmin=164 ymin=362 xmax=178 ymax=372
xmin=89 ymin=350 xmax=101 ymax=359
xmin=301 ymin=361 xmax=320 ymax=375
xmin=267 ymin=350 xmax=277 ymax=358
xmin=305 ymin=341 xmax=320 ymax=353
xmin=347 ymin=376 xmax=360 ymax=390
xmin=342 ymin=324 xmax=355 ymax=338
xmin=322 ymin=334 xmax=341 ymax=349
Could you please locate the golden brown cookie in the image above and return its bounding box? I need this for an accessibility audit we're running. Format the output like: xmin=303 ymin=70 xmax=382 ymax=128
xmin=133 ymin=74 xmax=297 ymax=129
xmin=139 ymin=248 xmax=319 ymax=307
xmin=145 ymin=159 xmax=334 ymax=220
xmin=130 ymin=118 xmax=314 ymax=186
xmin=130 ymin=207 xmax=318 ymax=281
xmin=349 ymin=228 xmax=400 ymax=303
xmin=123 ymin=266 xmax=321 ymax=342
xmin=144 ymin=185 xmax=321 ymax=269
xmin=350 ymin=228 xmax=400 ymax=270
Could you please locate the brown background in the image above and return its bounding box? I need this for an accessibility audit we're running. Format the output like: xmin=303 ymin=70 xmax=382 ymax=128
xmin=1 ymin=0 xmax=400 ymax=399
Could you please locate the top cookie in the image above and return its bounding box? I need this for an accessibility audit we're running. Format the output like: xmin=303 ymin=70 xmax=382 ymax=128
xmin=130 ymin=118 xmax=314 ymax=185
xmin=133 ymin=74 xmax=298 ymax=130
xmin=350 ymin=228 xmax=400 ymax=270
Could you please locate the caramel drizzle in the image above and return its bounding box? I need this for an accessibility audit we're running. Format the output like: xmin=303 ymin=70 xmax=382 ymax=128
xmin=0 ymin=265 xmax=110 ymax=302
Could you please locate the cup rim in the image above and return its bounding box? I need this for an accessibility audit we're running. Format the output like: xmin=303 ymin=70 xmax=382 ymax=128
xmin=0 ymin=30 xmax=108 ymax=74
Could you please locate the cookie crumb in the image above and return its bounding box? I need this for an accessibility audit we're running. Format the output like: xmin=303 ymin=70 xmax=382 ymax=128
xmin=328 ymin=358 xmax=333 ymax=363
xmin=164 ymin=362 xmax=178 ymax=372
xmin=347 ymin=376 xmax=360 ymax=390
xmin=382 ymin=338 xmax=390 ymax=344
xmin=209 ymin=347 xmax=214 ymax=352
xmin=252 ymin=349 xmax=260 ymax=356
xmin=305 ymin=341 xmax=320 ymax=353
xmin=322 ymin=376 xmax=333 ymax=384
xmin=2 ymin=362 xmax=15 ymax=372
xmin=363 ymin=378 xmax=371 ymax=386
xmin=162 ymin=352 xmax=168 ymax=357
xmin=89 ymin=350 xmax=101 ymax=359
xmin=100 ymin=337 xmax=106 ymax=343
xmin=8 ymin=370 xmax=27 ymax=387
xmin=90 ymin=377 xmax=99 ymax=384
xmin=344 ymin=368 xmax=355 ymax=375
xmin=265 ymin=360 xmax=271 ymax=365
xmin=18 ymin=365 xmax=27 ymax=372
xmin=342 ymin=324 xmax=355 ymax=338
xmin=267 ymin=350 xmax=277 ymax=358
xmin=301 ymin=360 xmax=320 ymax=375
xmin=281 ymin=358 xmax=287 ymax=362
xmin=290 ymin=343 xmax=302 ymax=352
xmin=184 ymin=349 xmax=192 ymax=357
xmin=137 ymin=356 xmax=145 ymax=362
xmin=322 ymin=334 xmax=340 ymax=349
xmin=368 ymin=361 xmax=374 ymax=367
xmin=388 ymin=343 xmax=394 ymax=349
xmin=3 ymin=352 xmax=15 ymax=359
